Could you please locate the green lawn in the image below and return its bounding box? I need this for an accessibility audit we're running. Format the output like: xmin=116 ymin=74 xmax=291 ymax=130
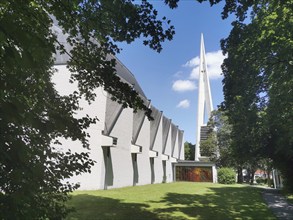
xmin=66 ymin=182 xmax=276 ymax=220
xmin=287 ymin=194 xmax=293 ymax=204
xmin=282 ymin=190 xmax=293 ymax=205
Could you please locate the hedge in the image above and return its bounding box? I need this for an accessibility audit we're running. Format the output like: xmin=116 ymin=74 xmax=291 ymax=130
xmin=218 ymin=167 xmax=236 ymax=184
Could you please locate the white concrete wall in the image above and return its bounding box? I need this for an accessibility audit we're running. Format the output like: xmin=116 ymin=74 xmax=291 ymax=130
xmin=52 ymin=65 xmax=107 ymax=190
xmin=179 ymin=135 xmax=185 ymax=160
xmin=135 ymin=117 xmax=152 ymax=185
xmin=52 ymin=64 xmax=186 ymax=190
xmin=152 ymin=117 xmax=163 ymax=184
xmin=107 ymin=107 xmax=133 ymax=189
xmin=172 ymin=131 xmax=179 ymax=158
xmin=164 ymin=124 xmax=174 ymax=183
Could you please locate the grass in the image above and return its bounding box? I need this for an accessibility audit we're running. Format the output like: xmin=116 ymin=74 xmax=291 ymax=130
xmin=287 ymin=194 xmax=293 ymax=204
xmin=66 ymin=182 xmax=276 ymax=220
xmin=281 ymin=190 xmax=293 ymax=205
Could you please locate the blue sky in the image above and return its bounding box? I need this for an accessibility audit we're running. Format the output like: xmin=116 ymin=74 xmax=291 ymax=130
xmin=116 ymin=1 xmax=234 ymax=144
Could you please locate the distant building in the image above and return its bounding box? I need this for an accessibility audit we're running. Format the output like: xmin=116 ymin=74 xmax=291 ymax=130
xmin=254 ymin=169 xmax=268 ymax=179
xmin=52 ymin=24 xmax=184 ymax=190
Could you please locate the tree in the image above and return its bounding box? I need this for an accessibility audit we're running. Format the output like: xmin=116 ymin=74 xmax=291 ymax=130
xmin=184 ymin=141 xmax=195 ymax=160
xmin=258 ymin=158 xmax=274 ymax=187
xmin=200 ymin=109 xmax=267 ymax=184
xmin=199 ymin=123 xmax=217 ymax=160
xmin=218 ymin=1 xmax=293 ymax=189
xmin=200 ymin=133 xmax=217 ymax=159
xmin=199 ymin=110 xmax=232 ymax=166
xmin=0 ymin=0 xmax=179 ymax=218
xmin=211 ymin=110 xmax=234 ymax=168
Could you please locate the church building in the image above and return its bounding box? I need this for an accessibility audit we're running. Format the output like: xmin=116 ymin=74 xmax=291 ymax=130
xmin=52 ymin=23 xmax=185 ymax=190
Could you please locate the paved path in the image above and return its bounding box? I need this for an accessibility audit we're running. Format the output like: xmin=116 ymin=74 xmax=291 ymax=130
xmin=262 ymin=188 xmax=293 ymax=220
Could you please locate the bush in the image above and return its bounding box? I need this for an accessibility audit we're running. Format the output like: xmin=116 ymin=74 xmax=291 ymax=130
xmin=256 ymin=178 xmax=267 ymax=185
xmin=218 ymin=167 xmax=236 ymax=184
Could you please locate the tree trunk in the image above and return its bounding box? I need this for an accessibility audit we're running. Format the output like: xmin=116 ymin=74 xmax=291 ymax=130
xmin=250 ymin=169 xmax=256 ymax=185
xmin=237 ymin=167 xmax=243 ymax=183
xmin=246 ymin=169 xmax=251 ymax=183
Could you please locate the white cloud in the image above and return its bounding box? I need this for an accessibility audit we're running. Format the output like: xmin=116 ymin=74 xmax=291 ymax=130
xmin=176 ymin=99 xmax=190 ymax=108
xmin=173 ymin=71 xmax=183 ymax=78
xmin=172 ymin=80 xmax=196 ymax=92
xmin=190 ymin=66 xmax=200 ymax=79
xmin=183 ymin=56 xmax=200 ymax=68
xmin=187 ymin=50 xmax=226 ymax=80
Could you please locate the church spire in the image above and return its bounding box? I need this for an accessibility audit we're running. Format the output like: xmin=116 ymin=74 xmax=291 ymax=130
xmin=195 ymin=34 xmax=213 ymax=161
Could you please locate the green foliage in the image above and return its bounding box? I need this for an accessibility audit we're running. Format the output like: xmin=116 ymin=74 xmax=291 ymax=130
xmin=199 ymin=110 xmax=235 ymax=167
xmin=184 ymin=141 xmax=195 ymax=160
xmin=256 ymin=178 xmax=267 ymax=185
xmin=199 ymin=114 xmax=217 ymax=159
xmin=217 ymin=168 xmax=236 ymax=184
xmin=219 ymin=1 xmax=293 ymax=190
xmin=200 ymin=133 xmax=217 ymax=158
xmin=0 ymin=0 xmax=179 ymax=218
xmin=282 ymin=191 xmax=293 ymax=204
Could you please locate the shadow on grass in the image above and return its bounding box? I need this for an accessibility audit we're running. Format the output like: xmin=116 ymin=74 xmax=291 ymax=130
xmin=66 ymin=194 xmax=158 ymax=220
xmin=152 ymin=186 xmax=276 ymax=220
xmin=66 ymin=186 xmax=276 ymax=220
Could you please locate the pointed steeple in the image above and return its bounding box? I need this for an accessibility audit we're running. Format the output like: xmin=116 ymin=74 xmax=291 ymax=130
xmin=195 ymin=34 xmax=214 ymax=161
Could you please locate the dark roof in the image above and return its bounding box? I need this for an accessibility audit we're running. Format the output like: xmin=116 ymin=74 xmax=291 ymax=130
xmin=52 ymin=23 xmax=146 ymax=98
xmin=113 ymin=57 xmax=146 ymax=98
xmin=52 ymin=24 xmax=72 ymax=65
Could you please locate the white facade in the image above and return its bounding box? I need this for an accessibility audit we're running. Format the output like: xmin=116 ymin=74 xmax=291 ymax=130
xmin=52 ymin=55 xmax=184 ymax=190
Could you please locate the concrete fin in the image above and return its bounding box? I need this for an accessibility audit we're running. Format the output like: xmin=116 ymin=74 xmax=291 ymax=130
xmin=171 ymin=123 xmax=178 ymax=156
xmin=162 ymin=116 xmax=171 ymax=154
xmin=132 ymin=98 xmax=150 ymax=144
xmin=178 ymin=130 xmax=184 ymax=159
xmin=103 ymin=96 xmax=123 ymax=136
xmin=149 ymin=106 xmax=163 ymax=150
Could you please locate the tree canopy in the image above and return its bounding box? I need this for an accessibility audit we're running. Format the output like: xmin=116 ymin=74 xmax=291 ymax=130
xmin=0 ymin=0 xmax=179 ymax=218
xmin=193 ymin=0 xmax=292 ymax=187
xmin=184 ymin=141 xmax=195 ymax=160
xmin=200 ymin=110 xmax=234 ymax=167
xmin=220 ymin=0 xmax=293 ymax=189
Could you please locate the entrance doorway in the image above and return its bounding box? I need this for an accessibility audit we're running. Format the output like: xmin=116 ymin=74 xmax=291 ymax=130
xmin=132 ymin=153 xmax=139 ymax=186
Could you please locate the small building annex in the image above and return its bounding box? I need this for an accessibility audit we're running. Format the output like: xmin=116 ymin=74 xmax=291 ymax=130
xmin=51 ymin=24 xmax=185 ymax=190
